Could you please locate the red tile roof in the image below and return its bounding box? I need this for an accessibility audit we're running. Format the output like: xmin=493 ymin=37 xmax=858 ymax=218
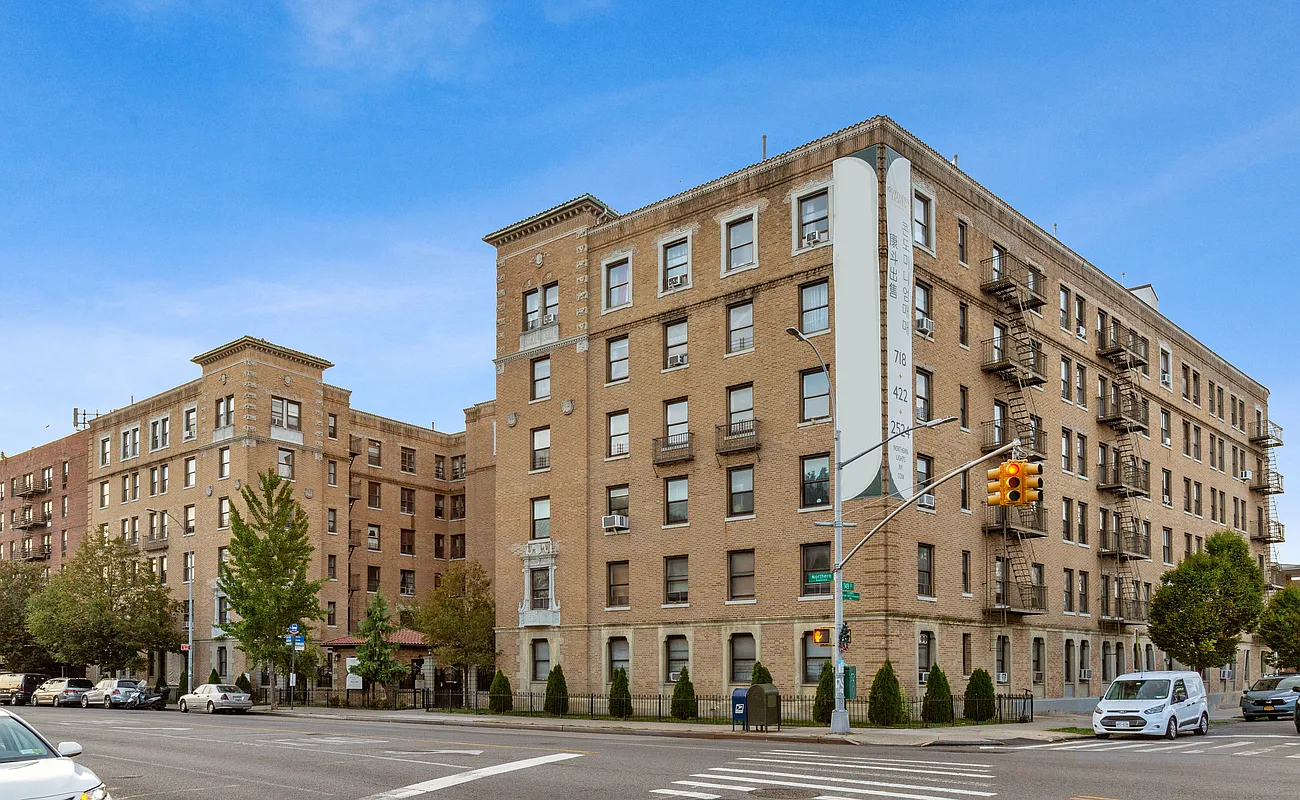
xmin=320 ymin=628 xmax=427 ymax=648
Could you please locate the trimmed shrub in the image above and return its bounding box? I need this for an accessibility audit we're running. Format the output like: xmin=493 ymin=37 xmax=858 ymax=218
xmin=750 ymin=661 xmax=773 ymax=686
xmin=235 ymin=674 xmax=252 ymax=696
xmin=207 ymin=668 xmax=222 ymax=685
xmin=964 ymin=668 xmax=996 ymax=722
xmin=177 ymin=670 xmax=189 ymax=695
xmin=609 ymin=667 xmax=632 ymax=719
xmin=488 ymin=670 xmax=513 ymax=713
xmin=154 ymin=676 xmax=168 ymax=693
xmin=867 ymin=660 xmax=907 ymax=726
xmin=670 ymin=667 xmax=697 ymax=720
xmin=812 ymin=660 xmax=835 ymax=724
xmin=921 ymin=664 xmax=954 ymax=724
xmin=543 ymin=664 xmax=569 ymax=715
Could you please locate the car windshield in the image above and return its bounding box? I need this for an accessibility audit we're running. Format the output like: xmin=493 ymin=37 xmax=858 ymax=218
xmin=215 ymin=685 xmax=243 ymax=693
xmin=0 ymin=716 xmax=54 ymax=763
xmin=1104 ymin=679 xmax=1170 ymax=701
xmin=1250 ymin=678 xmax=1284 ymax=692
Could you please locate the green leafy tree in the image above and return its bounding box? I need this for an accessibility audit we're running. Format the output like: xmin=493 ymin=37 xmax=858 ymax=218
xmin=750 ymin=661 xmax=773 ymax=686
xmin=207 ymin=667 xmax=222 ymax=685
xmin=543 ymin=664 xmax=569 ymax=715
xmin=670 ymin=666 xmax=697 ymax=720
xmin=867 ymin=660 xmax=906 ymax=726
xmin=812 ymin=661 xmax=835 ymax=724
xmin=921 ymin=664 xmax=954 ymax=724
xmin=27 ymin=536 xmax=181 ymax=672
xmin=414 ymin=560 xmax=496 ymax=703
xmin=1256 ymin=585 xmax=1300 ymax=671
xmin=217 ymin=471 xmax=324 ymax=708
xmin=964 ymin=668 xmax=996 ymax=722
xmin=350 ymin=592 xmax=411 ymax=708
xmin=0 ymin=562 xmax=54 ymax=672
xmin=1149 ymin=531 xmax=1265 ymax=671
xmin=488 ymin=669 xmax=513 ymax=712
xmin=235 ymin=673 xmax=253 ymax=698
xmin=609 ymin=667 xmax=632 ymax=719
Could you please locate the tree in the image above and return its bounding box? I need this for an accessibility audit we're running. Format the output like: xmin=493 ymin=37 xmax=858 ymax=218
xmin=670 ymin=667 xmax=697 ymax=720
xmin=217 ymin=471 xmax=324 ymax=708
xmin=964 ymin=668 xmax=996 ymax=722
xmin=0 ymin=562 xmax=54 ymax=672
xmin=488 ymin=669 xmax=513 ymax=712
xmin=812 ymin=661 xmax=835 ymax=724
xmin=750 ymin=661 xmax=773 ymax=686
xmin=27 ymin=536 xmax=181 ymax=672
xmin=350 ymin=592 xmax=410 ymax=708
xmin=867 ymin=660 xmax=906 ymax=726
xmin=543 ymin=664 xmax=569 ymax=715
xmin=177 ymin=670 xmax=189 ymax=696
xmin=1256 ymin=585 xmax=1300 ymax=671
xmin=609 ymin=667 xmax=632 ymax=719
xmin=235 ymin=673 xmax=253 ymax=697
xmin=921 ymin=664 xmax=954 ymax=724
xmin=1149 ymin=530 xmax=1265 ymax=671
xmin=414 ymin=560 xmax=496 ymax=700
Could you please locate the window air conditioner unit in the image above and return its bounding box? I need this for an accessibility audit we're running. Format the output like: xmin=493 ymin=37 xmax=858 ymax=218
xmin=1033 ymin=671 xmax=1045 ymax=684
xmin=611 ymin=443 xmax=629 ymax=455
xmin=918 ymin=672 xmax=928 ymax=685
xmin=918 ymin=494 xmax=936 ymax=510
xmin=996 ymin=672 xmax=1009 ymax=684
xmin=1239 ymin=470 xmax=1253 ymax=481
xmin=601 ymin=514 xmax=629 ymax=532
xmin=666 ymin=275 xmax=688 ymax=289
xmin=526 ymin=319 xmax=541 ymax=331
xmin=1079 ymin=668 xmax=1093 ymax=680
xmin=1160 ymin=376 xmax=1173 ymax=390
xmin=804 ymin=231 xmax=826 ymax=248
xmin=669 ymin=671 xmax=682 ymax=682
xmin=1076 ymin=325 xmax=1087 ymax=338
xmin=541 ymin=313 xmax=557 ymax=326
xmin=916 ymin=317 xmax=934 ymax=336
xmin=667 ymin=354 xmax=689 ymax=368
xmin=1219 ymin=668 xmax=1233 ymax=681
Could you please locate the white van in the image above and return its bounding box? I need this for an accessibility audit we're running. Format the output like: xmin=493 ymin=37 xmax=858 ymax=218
xmin=1091 ymin=671 xmax=1209 ymax=739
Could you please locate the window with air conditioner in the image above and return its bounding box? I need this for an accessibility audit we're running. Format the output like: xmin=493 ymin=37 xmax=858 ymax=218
xmin=665 ymin=636 xmax=689 ymax=682
xmin=661 ymin=237 xmax=690 ymax=291
xmin=664 ymin=555 xmax=688 ymax=604
xmin=797 ymin=190 xmax=829 ymax=247
xmin=664 ymin=320 xmax=688 ymax=368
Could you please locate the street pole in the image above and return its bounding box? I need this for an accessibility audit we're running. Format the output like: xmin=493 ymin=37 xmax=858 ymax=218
xmin=147 ymin=508 xmax=192 ymax=698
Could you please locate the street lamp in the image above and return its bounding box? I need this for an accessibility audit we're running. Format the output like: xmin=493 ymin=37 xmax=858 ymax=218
xmin=785 ymin=326 xmax=958 ymax=734
xmin=146 ymin=507 xmax=192 ymax=693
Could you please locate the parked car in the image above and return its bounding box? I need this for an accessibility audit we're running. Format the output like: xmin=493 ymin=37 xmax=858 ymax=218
xmin=1295 ymin=692 xmax=1300 ymax=734
xmin=32 ymin=678 xmax=94 ymax=708
xmin=1092 ymin=670 xmax=1208 ymax=739
xmin=1241 ymin=675 xmax=1300 ymax=720
xmin=0 ymin=674 xmax=47 ymax=706
xmin=0 ymin=707 xmax=108 ymax=799
xmin=81 ymin=678 xmax=141 ymax=709
xmin=178 ymin=683 xmax=252 ymax=714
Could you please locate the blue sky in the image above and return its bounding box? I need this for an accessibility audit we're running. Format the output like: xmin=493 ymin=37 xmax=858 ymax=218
xmin=2 ymin=1 xmax=1297 ymax=559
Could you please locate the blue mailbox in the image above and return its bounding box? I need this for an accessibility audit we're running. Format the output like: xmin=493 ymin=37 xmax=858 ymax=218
xmin=731 ymin=687 xmax=749 ymax=731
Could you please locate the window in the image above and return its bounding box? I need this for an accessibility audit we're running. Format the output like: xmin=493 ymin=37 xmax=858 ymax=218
xmin=804 ymin=631 xmax=831 ymax=682
xmin=531 ymin=497 xmax=551 ymax=539
xmin=531 ymin=639 xmax=550 ymax=681
xmin=1079 ymin=571 xmax=1089 ymax=614
xmin=277 ymin=448 xmax=295 ymax=480
xmin=271 ymin=397 xmax=301 ymax=431
xmin=217 ymin=446 xmax=231 ymax=479
xmin=961 ymin=550 xmax=971 ymax=594
xmin=957 ymin=220 xmax=968 ymax=263
xmin=531 ymin=427 xmax=551 ymax=471
xmin=326 ymin=601 xmax=337 ymax=626
xmin=662 ymin=238 xmax=690 ymax=290
xmin=400 ymin=569 xmax=415 ymax=596
xmin=216 ymin=595 xmax=230 ymax=626
xmin=99 ymin=481 xmax=109 ymax=509
xmin=801 ymin=369 xmax=830 ymax=421
xmin=523 ymin=283 xmax=558 ymax=329
xmin=1076 ymin=364 xmax=1086 ymax=406
xmin=184 ymin=504 xmax=195 ymax=534
xmin=367 ymin=565 xmax=381 ymax=592
xmin=958 ymin=303 xmax=968 ymax=346
xmin=217 ymin=497 xmax=230 ymax=529
xmin=1064 ymin=569 xmax=1075 ymax=612
xmin=435 ymin=455 xmax=446 ymax=479
xmin=801 ymin=455 xmax=830 ymax=508
xmin=1192 ymin=370 xmax=1201 ymax=405
xmin=1193 ymin=482 xmax=1202 ymax=516
xmin=607 ymin=336 xmax=629 ymax=382
xmin=608 ymin=637 xmax=630 ymax=678
xmin=1160 ymin=408 xmax=1171 ymax=445
xmin=607 ymin=484 xmax=629 ymax=517
xmin=605 ymin=259 xmax=630 ymax=309
xmin=400 ymin=487 xmax=415 ymax=515
xmin=215 ymin=395 xmax=235 ymax=429
xmin=1062 ymin=429 xmax=1072 ymax=471
xmin=996 ymin=636 xmax=1010 ymax=682
xmin=665 ymin=477 xmax=688 ymax=524
xmin=451 ymin=496 xmax=465 ymax=521
xmin=327 ymin=553 xmax=337 ymax=579
xmin=149 ymin=467 xmax=159 ymax=497
xmin=367 ymin=524 xmax=381 ymax=551
xmin=959 ymin=385 xmax=969 ymax=428
xmin=664 ymin=320 xmax=688 ymax=367
xmin=434 ymin=533 xmax=445 ymax=559
xmin=912 ymin=191 xmax=932 ymax=248
xmin=798 ymin=191 xmax=829 ymax=243
xmin=727 ymin=302 xmax=754 ymax=353
xmin=433 ymin=495 xmax=445 ymax=519
xmin=183 ymin=550 xmax=194 ymax=583
xmin=729 ymin=550 xmax=755 ymax=600
xmin=664 ymin=399 xmax=688 ymax=440
xmin=802 ymin=542 xmax=831 ymax=596
xmin=727 ymin=384 xmax=754 ymax=433
xmin=728 ymin=466 xmax=754 ymax=516
xmin=917 ymin=455 xmax=933 ymax=501
xmin=327 ymin=413 xmax=337 ymax=439
xmin=1063 ymin=497 xmax=1074 ymax=541
xmin=1074 ymin=295 xmax=1086 ymax=337
xmin=1076 ymin=433 xmax=1088 ymax=477
xmin=1161 ymin=469 xmax=1172 ymax=506
xmin=960 ymin=469 xmax=970 ymax=510
xmin=368 ymin=481 xmax=382 ymax=509
xmin=327 ymin=460 xmax=337 ymax=487
xmin=917 ymin=543 xmax=934 ymax=597
xmin=666 ymin=636 xmax=689 ymax=681
xmin=800 ymin=280 xmax=830 ymax=334
xmin=1159 ymin=348 xmax=1172 ymax=387
xmin=915 ymin=370 xmax=932 ymax=422
xmin=1059 ymin=286 xmax=1071 ymax=330
xmin=150 ymin=416 xmax=170 ymax=450
xmin=730 ymin=633 xmax=757 ymax=683
xmin=664 ymin=555 xmax=688 ymax=604
xmin=529 ymin=567 xmax=550 ymax=611
xmin=99 ymin=437 xmax=111 ymax=467
xmin=914 ymin=281 xmax=932 ymax=330
xmin=368 ymin=439 xmax=382 ymax=467
xmin=531 ymin=357 xmax=551 ymax=400
xmin=1060 ymin=357 xmax=1071 ymax=400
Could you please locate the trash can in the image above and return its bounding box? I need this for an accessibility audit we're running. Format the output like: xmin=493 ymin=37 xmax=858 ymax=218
xmin=746 ymin=683 xmax=781 ymax=731
xmin=731 ymin=688 xmax=749 ymax=731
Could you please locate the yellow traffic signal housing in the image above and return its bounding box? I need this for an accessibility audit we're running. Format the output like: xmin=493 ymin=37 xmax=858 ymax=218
xmin=811 ymin=627 xmax=835 ymax=646
xmin=1017 ymin=460 xmax=1043 ymax=505
xmin=986 ymin=465 xmax=1007 ymax=506
xmin=1003 ymin=459 xmax=1024 ymax=504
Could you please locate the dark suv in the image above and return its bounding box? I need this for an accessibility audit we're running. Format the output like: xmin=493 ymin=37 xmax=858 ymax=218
xmin=0 ymin=673 xmax=48 ymax=706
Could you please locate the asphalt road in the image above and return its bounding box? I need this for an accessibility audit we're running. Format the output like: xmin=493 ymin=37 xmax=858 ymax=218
xmin=11 ymin=704 xmax=1300 ymax=800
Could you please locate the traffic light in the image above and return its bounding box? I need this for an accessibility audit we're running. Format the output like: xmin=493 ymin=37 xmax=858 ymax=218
xmin=811 ymin=627 xmax=834 ymax=646
xmin=1017 ymin=461 xmax=1043 ymax=505
xmin=986 ymin=460 xmax=1018 ymax=505
xmin=986 ymin=465 xmax=1005 ymax=506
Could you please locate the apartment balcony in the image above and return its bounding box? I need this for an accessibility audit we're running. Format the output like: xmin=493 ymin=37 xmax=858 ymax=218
xmin=1252 ymin=519 xmax=1286 ymax=544
xmin=141 ymin=535 xmax=169 ymax=552
xmin=348 ymin=478 xmax=363 ymax=502
xmin=980 ymin=420 xmax=1046 ymax=461
xmin=987 ymin=581 xmax=1048 ymax=615
xmin=1099 ymin=527 xmax=1152 ymax=560
xmin=348 ymin=573 xmax=361 ymax=592
xmin=1252 ymin=469 xmax=1285 ymax=495
xmin=1267 ymin=566 xmax=1285 ymax=590
xmin=716 ymin=419 xmax=761 ymax=455
xmin=980 ymin=339 xmax=1047 ymax=386
xmin=349 ymin=435 xmax=364 ymax=457
xmin=13 ymin=479 xmax=51 ymax=498
xmin=1103 ymin=598 xmax=1151 ymax=626
xmin=518 ymin=600 xmax=561 ymax=628
xmin=17 ymin=545 xmax=52 ymax=562
xmin=348 ymin=524 xmax=363 ymax=549
xmin=1251 ymin=420 xmax=1284 ymax=448
xmin=519 ymin=317 xmax=560 ymax=352
xmin=1098 ymin=461 xmax=1151 ymax=498
xmin=979 ymin=254 xmax=1047 ymax=311
xmin=1097 ymin=325 xmax=1148 ymax=369
xmin=652 ymin=432 xmax=694 ymax=465
xmin=982 ymin=504 xmax=1049 ymax=538
xmin=1097 ymin=392 xmax=1148 ymax=432
xmin=13 ymin=511 xmax=49 ymax=531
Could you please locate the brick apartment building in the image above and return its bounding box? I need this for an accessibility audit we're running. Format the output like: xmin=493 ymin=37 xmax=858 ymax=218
xmin=82 ymin=336 xmax=479 ymax=686
xmin=482 ymin=115 xmax=1286 ymax=706
xmin=0 ymin=430 xmax=90 ymax=573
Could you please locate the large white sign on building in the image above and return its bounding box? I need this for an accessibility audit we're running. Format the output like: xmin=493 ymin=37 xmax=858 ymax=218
xmin=883 ymin=148 xmax=915 ymax=498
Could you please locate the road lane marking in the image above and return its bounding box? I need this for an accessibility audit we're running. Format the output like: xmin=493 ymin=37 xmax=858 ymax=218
xmin=763 ymin=751 xmax=992 ymax=768
xmin=697 ymin=773 xmax=993 ymax=800
xmin=735 ymin=758 xmax=992 ymax=779
xmin=84 ymin=753 xmax=329 ymax=794
xmin=651 ymin=791 xmax=721 ymax=799
xmin=358 ymin=752 xmax=584 ymax=799
xmin=1134 ymin=743 xmax=1197 ymax=753
xmin=383 ymin=749 xmax=483 ymax=756
xmin=704 ymin=769 xmax=997 ymax=797
xmin=674 ymin=781 xmax=757 ymax=792
xmin=113 ymin=785 xmax=242 ymax=799
xmin=1206 ymin=741 xmax=1251 ymax=750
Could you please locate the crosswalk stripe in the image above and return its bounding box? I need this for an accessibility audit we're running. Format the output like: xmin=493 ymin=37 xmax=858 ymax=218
xmin=1206 ymin=742 xmax=1251 ymax=750
xmin=673 ymin=781 xmax=757 ymax=792
xmin=1047 ymin=742 xmax=1154 ymax=752
xmin=703 ymin=768 xmax=997 ymax=797
xmin=651 ymin=791 xmax=720 ymax=799
xmin=736 ymin=758 xmax=992 ymax=780
xmin=762 ymin=752 xmax=993 ymax=769
xmin=1132 ymin=743 xmax=1197 ymax=753
xmin=692 ymin=773 xmax=992 ymax=800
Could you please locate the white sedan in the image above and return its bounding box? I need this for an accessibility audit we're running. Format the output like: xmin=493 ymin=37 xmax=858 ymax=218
xmin=0 ymin=707 xmax=110 ymax=800
xmin=178 ymin=684 xmax=252 ymax=714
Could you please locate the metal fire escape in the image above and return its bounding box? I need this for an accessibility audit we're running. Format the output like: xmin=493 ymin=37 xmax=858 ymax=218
xmin=1249 ymin=420 xmax=1285 ymax=589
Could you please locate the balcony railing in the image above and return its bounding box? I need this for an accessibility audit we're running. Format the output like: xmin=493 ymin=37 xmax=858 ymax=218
xmin=1267 ymin=566 xmax=1285 ymax=590
xmin=979 ymin=253 xmax=1047 ymax=310
xmin=1097 ymin=461 xmax=1150 ymax=497
xmin=142 ymin=535 xmax=169 ymax=552
xmin=13 ymin=479 xmax=51 ymax=498
xmin=980 ymin=420 xmax=1045 ymax=459
xmin=980 ymin=339 xmax=1047 ymax=385
xmin=348 ymin=435 xmax=363 ymax=456
xmin=1099 ymin=528 xmax=1151 ymax=560
xmin=987 ymin=581 xmax=1048 ymax=615
xmin=1252 ymin=469 xmax=1284 ymax=495
xmin=18 ymin=545 xmax=52 ymax=562
xmin=348 ymin=523 xmax=363 ymax=548
xmin=1252 ymin=519 xmax=1286 ymax=544
xmin=531 ymin=449 xmax=551 ymax=471
xmin=716 ymin=419 xmax=760 ymax=455
xmin=1097 ymin=324 xmax=1148 ymax=368
xmin=1097 ymin=392 xmax=1148 ymax=432
xmin=348 ymin=573 xmax=361 ymax=591
xmin=982 ymin=504 xmax=1049 ymax=538
xmin=13 ymin=511 xmax=50 ymax=530
xmin=652 ymin=432 xmax=694 ymax=465
xmin=1103 ymin=598 xmax=1151 ymax=624
xmin=1251 ymin=420 xmax=1284 ymax=448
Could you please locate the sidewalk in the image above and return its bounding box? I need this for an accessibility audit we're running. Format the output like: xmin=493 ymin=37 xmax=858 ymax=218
xmin=251 ymin=705 xmax=1095 ymax=747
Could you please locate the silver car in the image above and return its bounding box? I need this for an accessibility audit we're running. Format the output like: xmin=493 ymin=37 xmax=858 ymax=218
xmin=33 ymin=678 xmax=94 ymax=707
xmin=178 ymin=684 xmax=252 ymax=714
xmin=0 ymin=708 xmax=110 ymax=799
xmin=81 ymin=678 xmax=141 ymax=709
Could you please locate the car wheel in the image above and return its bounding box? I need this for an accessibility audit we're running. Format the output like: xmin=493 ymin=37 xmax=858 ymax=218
xmin=104 ymin=697 xmax=112 ymax=709
xmin=1194 ymin=713 xmax=1209 ymax=736
xmin=1165 ymin=717 xmax=1178 ymax=740
xmin=206 ymin=701 xmax=215 ymax=714
xmin=81 ymin=695 xmax=89 ymax=709
xmin=179 ymin=700 xmax=188 ymax=713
